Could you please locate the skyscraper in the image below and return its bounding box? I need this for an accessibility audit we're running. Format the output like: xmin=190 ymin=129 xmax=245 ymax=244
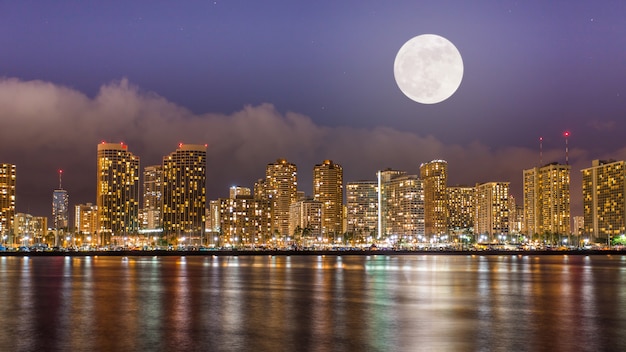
xmin=96 ymin=142 xmax=140 ymax=245
xmin=377 ymin=168 xmax=406 ymax=239
xmin=75 ymin=203 xmax=98 ymax=238
xmin=313 ymin=160 xmax=343 ymax=240
xmin=384 ymin=174 xmax=424 ymax=238
xmin=142 ymin=165 xmax=163 ymax=231
xmin=420 ymin=160 xmax=448 ymax=237
xmin=289 ymin=198 xmax=322 ymax=244
xmin=219 ymin=193 xmax=272 ymax=247
xmin=582 ymin=159 xmax=626 ymax=244
xmin=475 ymin=182 xmax=510 ymax=242
xmin=264 ymin=159 xmax=297 ymax=237
xmin=346 ymin=180 xmax=378 ymax=238
xmin=162 ymin=144 xmax=207 ymax=246
xmin=52 ymin=170 xmax=69 ymax=246
xmin=230 ymin=186 xmax=251 ymax=199
xmin=523 ymin=163 xmax=571 ymax=238
xmin=0 ymin=163 xmax=16 ymax=245
xmin=447 ymin=185 xmax=475 ymax=232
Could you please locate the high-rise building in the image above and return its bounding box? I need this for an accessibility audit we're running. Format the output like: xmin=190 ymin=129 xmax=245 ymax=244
xmin=582 ymin=159 xmax=626 ymax=243
xmin=142 ymin=165 xmax=163 ymax=231
xmin=420 ymin=160 xmax=448 ymax=237
xmin=523 ymin=163 xmax=571 ymax=237
xmin=0 ymin=163 xmax=16 ymax=245
xmin=384 ymin=174 xmax=424 ymax=238
xmin=13 ymin=213 xmax=47 ymax=245
xmin=572 ymin=216 xmax=584 ymax=237
xmin=96 ymin=142 xmax=140 ymax=245
xmin=346 ymin=180 xmax=378 ymax=238
xmin=52 ymin=170 xmax=69 ymax=237
xmin=162 ymin=144 xmax=207 ymax=245
xmin=75 ymin=203 xmax=98 ymax=237
xmin=313 ymin=160 xmax=343 ymax=239
xmin=448 ymin=185 xmax=475 ymax=232
xmin=52 ymin=189 xmax=68 ymax=227
xmin=264 ymin=159 xmax=297 ymax=237
xmin=289 ymin=198 xmax=322 ymax=244
xmin=475 ymin=182 xmax=510 ymax=241
xmin=230 ymin=186 xmax=251 ymax=199
xmin=377 ymin=169 xmax=406 ymax=239
xmin=219 ymin=194 xmax=272 ymax=247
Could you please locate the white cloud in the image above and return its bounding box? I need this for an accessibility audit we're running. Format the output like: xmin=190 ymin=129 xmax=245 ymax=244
xmin=0 ymin=77 xmax=591 ymax=218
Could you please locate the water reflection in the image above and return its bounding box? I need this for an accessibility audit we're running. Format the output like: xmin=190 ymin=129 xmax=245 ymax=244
xmin=0 ymin=255 xmax=625 ymax=351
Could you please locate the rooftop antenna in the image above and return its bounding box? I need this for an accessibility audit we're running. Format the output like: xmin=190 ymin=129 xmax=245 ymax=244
xmin=58 ymin=169 xmax=63 ymax=189
xmin=539 ymin=137 xmax=543 ymax=166
xmin=564 ymin=131 xmax=570 ymax=165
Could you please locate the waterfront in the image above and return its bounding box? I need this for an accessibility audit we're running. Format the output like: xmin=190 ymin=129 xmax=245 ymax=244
xmin=0 ymin=254 xmax=625 ymax=351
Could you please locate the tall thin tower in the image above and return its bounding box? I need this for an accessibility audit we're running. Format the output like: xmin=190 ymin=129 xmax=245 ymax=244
xmin=564 ymin=131 xmax=570 ymax=165
xmin=52 ymin=169 xmax=69 ymax=246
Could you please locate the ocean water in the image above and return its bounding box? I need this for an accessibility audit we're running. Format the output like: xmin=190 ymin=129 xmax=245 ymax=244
xmin=0 ymin=254 xmax=625 ymax=351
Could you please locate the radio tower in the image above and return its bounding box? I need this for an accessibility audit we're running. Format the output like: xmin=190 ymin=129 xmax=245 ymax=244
xmin=539 ymin=136 xmax=543 ymax=166
xmin=564 ymin=131 xmax=570 ymax=165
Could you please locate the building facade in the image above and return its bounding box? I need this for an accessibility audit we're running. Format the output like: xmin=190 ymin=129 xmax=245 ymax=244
xmin=447 ymin=185 xmax=475 ymax=233
xmin=346 ymin=180 xmax=378 ymax=239
xmin=142 ymin=165 xmax=163 ymax=231
xmin=219 ymin=194 xmax=272 ymax=247
xmin=264 ymin=159 xmax=298 ymax=237
xmin=377 ymin=169 xmax=406 ymax=239
xmin=288 ymin=198 xmax=322 ymax=245
xmin=582 ymin=159 xmax=626 ymax=243
xmin=162 ymin=144 xmax=207 ymax=245
xmin=52 ymin=189 xmax=69 ymax=229
xmin=75 ymin=203 xmax=98 ymax=238
xmin=420 ymin=160 xmax=448 ymax=237
xmin=96 ymin=142 xmax=140 ymax=245
xmin=523 ymin=163 xmax=571 ymax=237
xmin=475 ymin=182 xmax=510 ymax=241
xmin=0 ymin=163 xmax=16 ymax=245
xmin=313 ymin=160 xmax=343 ymax=239
xmin=13 ymin=213 xmax=47 ymax=246
xmin=384 ymin=174 xmax=424 ymax=239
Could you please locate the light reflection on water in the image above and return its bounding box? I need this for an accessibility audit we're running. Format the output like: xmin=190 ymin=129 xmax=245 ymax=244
xmin=0 ymin=255 xmax=625 ymax=351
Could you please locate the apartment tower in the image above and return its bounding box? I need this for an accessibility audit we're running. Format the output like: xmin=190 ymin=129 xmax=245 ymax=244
xmin=162 ymin=144 xmax=207 ymax=245
xmin=313 ymin=160 xmax=344 ymax=239
xmin=523 ymin=163 xmax=571 ymax=237
xmin=142 ymin=165 xmax=163 ymax=231
xmin=475 ymin=182 xmax=510 ymax=241
xmin=264 ymin=159 xmax=297 ymax=237
xmin=582 ymin=159 xmax=626 ymax=243
xmin=96 ymin=142 xmax=140 ymax=245
xmin=420 ymin=160 xmax=448 ymax=237
xmin=0 ymin=163 xmax=16 ymax=244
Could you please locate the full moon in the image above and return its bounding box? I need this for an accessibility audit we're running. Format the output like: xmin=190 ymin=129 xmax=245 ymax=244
xmin=394 ymin=34 xmax=464 ymax=104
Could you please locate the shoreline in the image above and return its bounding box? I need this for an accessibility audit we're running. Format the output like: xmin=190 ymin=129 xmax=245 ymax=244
xmin=0 ymin=249 xmax=624 ymax=257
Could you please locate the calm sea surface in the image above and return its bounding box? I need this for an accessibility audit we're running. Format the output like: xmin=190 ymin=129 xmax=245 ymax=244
xmin=0 ymin=254 xmax=625 ymax=352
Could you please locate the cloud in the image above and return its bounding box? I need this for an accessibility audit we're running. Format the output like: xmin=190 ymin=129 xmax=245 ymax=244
xmin=0 ymin=77 xmax=591 ymax=219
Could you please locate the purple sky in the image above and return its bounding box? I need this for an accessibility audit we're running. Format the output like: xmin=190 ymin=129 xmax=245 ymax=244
xmin=1 ymin=1 xmax=626 ymax=221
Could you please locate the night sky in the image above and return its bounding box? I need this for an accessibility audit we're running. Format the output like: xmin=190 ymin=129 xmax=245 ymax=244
xmin=1 ymin=1 xmax=626 ymax=221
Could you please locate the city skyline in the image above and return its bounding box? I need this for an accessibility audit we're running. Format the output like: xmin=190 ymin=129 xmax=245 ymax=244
xmin=2 ymin=1 xmax=626 ymax=219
